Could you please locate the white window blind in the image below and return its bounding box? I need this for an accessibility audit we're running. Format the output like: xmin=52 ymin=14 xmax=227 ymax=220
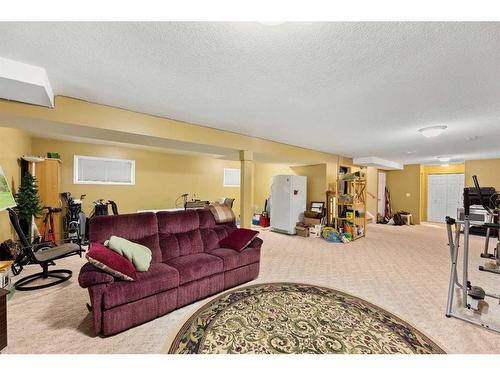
xmin=223 ymin=168 xmax=240 ymax=187
xmin=74 ymin=155 xmax=135 ymax=185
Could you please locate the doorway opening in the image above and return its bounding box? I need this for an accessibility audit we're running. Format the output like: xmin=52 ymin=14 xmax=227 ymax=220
xmin=378 ymin=171 xmax=386 ymax=219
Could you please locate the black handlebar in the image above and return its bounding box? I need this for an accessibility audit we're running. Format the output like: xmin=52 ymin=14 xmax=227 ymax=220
xmin=473 ymin=175 xmax=493 ymax=213
xmin=472 ymin=175 xmax=486 ymax=208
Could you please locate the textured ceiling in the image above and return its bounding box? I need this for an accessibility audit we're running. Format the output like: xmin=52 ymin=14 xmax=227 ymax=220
xmin=1 ymin=22 xmax=500 ymax=164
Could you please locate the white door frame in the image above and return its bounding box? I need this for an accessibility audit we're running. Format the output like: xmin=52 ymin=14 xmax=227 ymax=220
xmin=377 ymin=171 xmax=386 ymax=218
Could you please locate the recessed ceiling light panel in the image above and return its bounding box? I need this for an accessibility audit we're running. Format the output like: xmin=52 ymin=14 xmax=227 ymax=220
xmin=418 ymin=125 xmax=447 ymax=138
xmin=257 ymin=22 xmax=286 ymax=26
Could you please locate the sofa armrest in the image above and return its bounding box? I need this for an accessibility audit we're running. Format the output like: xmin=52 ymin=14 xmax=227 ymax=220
xmin=248 ymin=237 xmax=263 ymax=249
xmin=78 ymin=262 xmax=114 ymax=288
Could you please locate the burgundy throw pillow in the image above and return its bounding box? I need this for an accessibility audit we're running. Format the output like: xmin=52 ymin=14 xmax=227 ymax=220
xmin=86 ymin=242 xmax=137 ymax=281
xmin=219 ymin=228 xmax=259 ymax=252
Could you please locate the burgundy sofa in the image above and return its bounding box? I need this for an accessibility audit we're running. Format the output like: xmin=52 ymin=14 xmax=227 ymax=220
xmin=78 ymin=209 xmax=262 ymax=336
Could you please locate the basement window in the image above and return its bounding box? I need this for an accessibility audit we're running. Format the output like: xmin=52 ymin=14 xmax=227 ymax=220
xmin=74 ymin=155 xmax=135 ymax=185
xmin=223 ymin=168 xmax=240 ymax=187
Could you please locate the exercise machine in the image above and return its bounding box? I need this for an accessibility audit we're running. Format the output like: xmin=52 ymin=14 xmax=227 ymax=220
xmin=86 ymin=199 xmax=119 ymax=241
xmin=476 ymin=179 xmax=500 ymax=272
xmin=89 ymin=199 xmax=119 ymax=217
xmin=445 ymin=175 xmax=500 ymax=332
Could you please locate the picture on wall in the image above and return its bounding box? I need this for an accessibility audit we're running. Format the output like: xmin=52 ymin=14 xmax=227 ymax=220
xmin=0 ymin=165 xmax=16 ymax=211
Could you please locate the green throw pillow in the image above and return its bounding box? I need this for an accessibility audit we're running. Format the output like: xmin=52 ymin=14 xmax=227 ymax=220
xmin=105 ymin=236 xmax=152 ymax=272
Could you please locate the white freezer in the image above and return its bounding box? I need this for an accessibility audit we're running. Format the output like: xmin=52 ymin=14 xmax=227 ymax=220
xmin=270 ymin=175 xmax=307 ymax=234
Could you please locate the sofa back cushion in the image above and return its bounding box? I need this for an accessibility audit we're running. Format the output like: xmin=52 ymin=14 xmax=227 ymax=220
xmin=197 ymin=209 xmax=220 ymax=251
xmin=88 ymin=213 xmax=162 ymax=263
xmin=157 ymin=210 xmax=204 ymax=261
xmin=156 ymin=209 xmax=238 ymax=261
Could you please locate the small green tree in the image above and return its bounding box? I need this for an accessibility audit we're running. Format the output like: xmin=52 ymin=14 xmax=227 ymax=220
xmin=15 ymin=172 xmax=43 ymax=243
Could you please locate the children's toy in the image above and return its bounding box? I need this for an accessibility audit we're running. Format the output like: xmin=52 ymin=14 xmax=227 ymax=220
xmin=343 ymin=223 xmax=353 ymax=234
xmin=322 ymin=226 xmax=341 ymax=243
xmin=340 ymin=234 xmax=350 ymax=243
xmin=322 ymin=226 xmax=353 ymax=243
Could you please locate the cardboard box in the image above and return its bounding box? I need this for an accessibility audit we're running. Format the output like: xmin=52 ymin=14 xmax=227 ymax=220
xmin=0 ymin=269 xmax=11 ymax=289
xmin=304 ymin=217 xmax=322 ymax=226
xmin=309 ymin=224 xmax=322 ymax=238
xmin=295 ymin=226 xmax=309 ymax=237
xmin=0 ymin=261 xmax=14 ymax=273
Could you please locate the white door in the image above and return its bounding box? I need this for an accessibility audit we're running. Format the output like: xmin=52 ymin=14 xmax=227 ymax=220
xmin=427 ymin=174 xmax=464 ymax=222
xmin=446 ymin=174 xmax=464 ymax=218
xmin=378 ymin=172 xmax=386 ymax=218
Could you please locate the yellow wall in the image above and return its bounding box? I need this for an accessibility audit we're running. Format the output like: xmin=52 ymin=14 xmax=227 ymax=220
xmin=32 ymin=138 xmax=323 ymax=220
xmin=465 ymin=159 xmax=500 ymax=189
xmin=420 ymin=164 xmax=465 ymax=221
xmin=253 ymin=163 xmax=295 ymax=213
xmin=31 ymin=138 xmax=242 ymax=217
xmin=291 ymin=164 xmax=328 ymax=207
xmin=1 ymin=130 xmax=338 ymax=238
xmin=0 ymin=127 xmax=32 ymax=242
xmin=386 ymin=164 xmax=422 ymax=224
xmin=385 ymin=162 xmax=500 ymax=224
xmin=366 ymin=167 xmax=378 ymax=219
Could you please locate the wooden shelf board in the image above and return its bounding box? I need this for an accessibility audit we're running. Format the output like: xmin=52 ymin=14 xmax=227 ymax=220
xmin=334 ymin=217 xmax=365 ymax=221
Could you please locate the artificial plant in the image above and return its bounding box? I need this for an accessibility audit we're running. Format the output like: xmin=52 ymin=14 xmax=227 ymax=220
xmin=15 ymin=172 xmax=43 ymax=243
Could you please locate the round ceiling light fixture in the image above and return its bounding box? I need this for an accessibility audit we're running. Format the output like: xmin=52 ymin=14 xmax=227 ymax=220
xmin=437 ymin=156 xmax=451 ymax=162
xmin=418 ymin=125 xmax=447 ymax=138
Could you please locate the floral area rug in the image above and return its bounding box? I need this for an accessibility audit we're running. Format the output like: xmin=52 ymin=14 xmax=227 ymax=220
xmin=168 ymin=283 xmax=445 ymax=354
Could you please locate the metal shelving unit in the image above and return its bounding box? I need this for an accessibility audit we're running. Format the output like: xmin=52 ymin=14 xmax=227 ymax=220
xmin=326 ymin=165 xmax=367 ymax=241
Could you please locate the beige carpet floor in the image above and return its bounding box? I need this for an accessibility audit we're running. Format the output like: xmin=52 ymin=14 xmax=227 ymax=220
xmin=3 ymin=223 xmax=500 ymax=354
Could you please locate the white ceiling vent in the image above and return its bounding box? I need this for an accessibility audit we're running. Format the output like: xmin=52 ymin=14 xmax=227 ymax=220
xmin=353 ymin=157 xmax=403 ymax=170
xmin=0 ymin=57 xmax=54 ymax=108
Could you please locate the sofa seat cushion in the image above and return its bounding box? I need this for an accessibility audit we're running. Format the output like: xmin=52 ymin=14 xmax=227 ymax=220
xmin=209 ymin=247 xmax=261 ymax=271
xmin=102 ymin=263 xmax=179 ymax=309
xmin=166 ymin=253 xmax=223 ymax=285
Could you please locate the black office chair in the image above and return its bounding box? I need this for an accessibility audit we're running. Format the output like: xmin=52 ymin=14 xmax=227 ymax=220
xmin=7 ymin=208 xmax=83 ymax=291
